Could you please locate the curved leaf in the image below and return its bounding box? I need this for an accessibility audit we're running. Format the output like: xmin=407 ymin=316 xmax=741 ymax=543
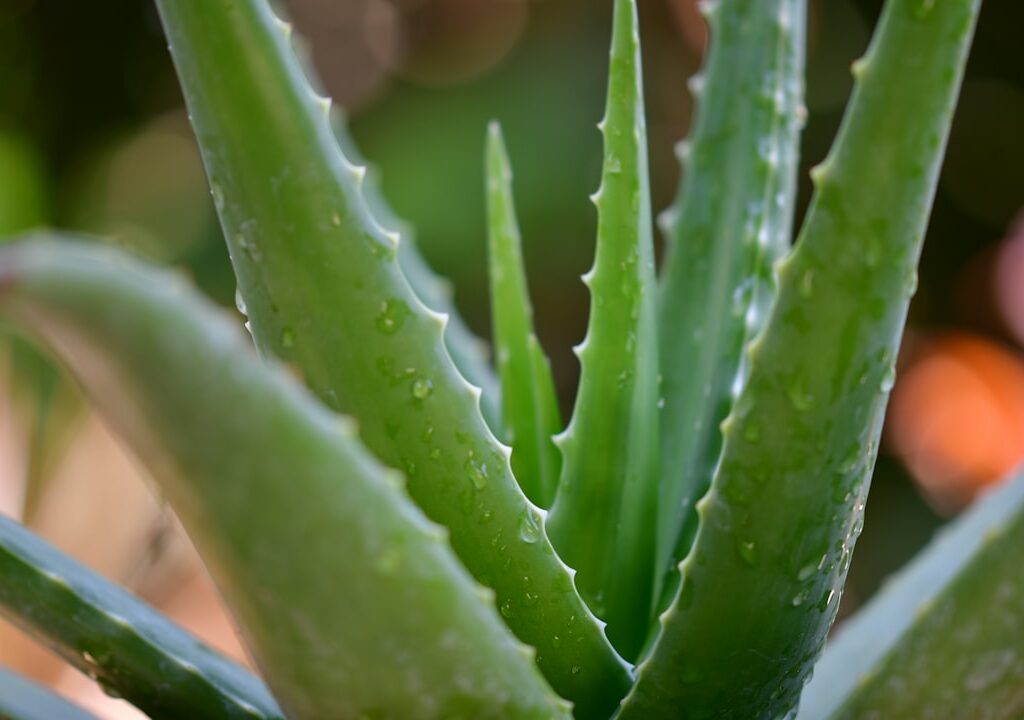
xmin=0 ymin=239 xmax=570 ymax=720
xmin=799 ymin=469 xmax=1024 ymax=719
xmin=621 ymin=0 xmax=981 ymax=716
xmin=0 ymin=513 xmax=283 ymax=719
xmin=0 ymin=666 xmax=96 ymax=720
xmin=153 ymin=1 xmax=630 ymax=712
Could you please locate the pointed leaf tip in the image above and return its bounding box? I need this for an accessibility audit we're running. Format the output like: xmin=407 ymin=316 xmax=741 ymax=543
xmin=485 ymin=122 xmax=562 ymax=508
xmin=546 ymin=0 xmax=660 ymax=662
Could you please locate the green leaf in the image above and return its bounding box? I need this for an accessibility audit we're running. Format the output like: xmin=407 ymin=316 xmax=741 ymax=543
xmin=0 ymin=666 xmax=96 ymax=720
xmin=154 ymin=1 xmax=630 ymax=712
xmin=485 ymin=122 xmax=562 ymax=508
xmin=799 ymin=470 xmax=1024 ymax=719
xmin=654 ymin=0 xmax=806 ymax=602
xmin=621 ymin=0 xmax=981 ymax=717
xmin=0 ymin=513 xmax=283 ymax=719
xmin=0 ymin=239 xmax=571 ymax=720
xmin=332 ymin=119 xmax=504 ymax=431
xmin=545 ymin=0 xmax=660 ymax=661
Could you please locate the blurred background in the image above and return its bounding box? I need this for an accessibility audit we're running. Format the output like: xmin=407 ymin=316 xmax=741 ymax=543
xmin=0 ymin=0 xmax=1021 ymax=715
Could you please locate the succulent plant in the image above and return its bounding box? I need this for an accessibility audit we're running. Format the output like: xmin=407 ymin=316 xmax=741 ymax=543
xmin=2 ymin=0 xmax=1018 ymax=718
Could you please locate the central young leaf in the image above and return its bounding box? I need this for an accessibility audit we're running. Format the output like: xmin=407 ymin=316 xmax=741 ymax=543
xmin=545 ymin=0 xmax=660 ymax=661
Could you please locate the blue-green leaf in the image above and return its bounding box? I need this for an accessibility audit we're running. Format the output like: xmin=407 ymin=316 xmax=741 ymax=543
xmin=0 ymin=238 xmax=571 ymax=720
xmin=0 ymin=666 xmax=96 ymax=720
xmin=799 ymin=470 xmax=1024 ymax=719
xmin=0 ymin=513 xmax=283 ymax=719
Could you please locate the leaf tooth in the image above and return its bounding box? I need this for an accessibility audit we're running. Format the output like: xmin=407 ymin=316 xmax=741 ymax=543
xmin=809 ymin=161 xmax=832 ymax=188
xmin=673 ymin=138 xmax=692 ymax=164
xmin=657 ymin=207 xmax=678 ymax=238
xmin=697 ymin=0 xmax=720 ymax=21
xmin=687 ymin=72 xmax=706 ymax=98
xmin=850 ymin=56 xmax=869 ymax=81
xmin=271 ymin=15 xmax=293 ymax=40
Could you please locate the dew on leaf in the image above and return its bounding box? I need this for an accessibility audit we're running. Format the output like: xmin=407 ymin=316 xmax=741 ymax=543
xmin=519 ymin=512 xmax=541 ymax=544
xmin=736 ymin=539 xmax=758 ymax=566
xmin=375 ymin=298 xmax=410 ymax=335
xmin=412 ymin=377 xmax=433 ymax=401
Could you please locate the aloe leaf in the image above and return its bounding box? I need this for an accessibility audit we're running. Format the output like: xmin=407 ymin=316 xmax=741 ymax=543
xmin=154 ymin=1 xmax=630 ymax=712
xmin=0 ymin=239 xmax=572 ymax=720
xmin=485 ymin=122 xmax=562 ymax=508
xmin=799 ymin=469 xmax=1024 ymax=719
xmin=0 ymin=666 xmax=96 ymax=720
xmin=545 ymin=0 xmax=660 ymax=662
xmin=620 ymin=0 xmax=981 ymax=717
xmin=333 ymin=121 xmax=504 ymax=431
xmin=0 ymin=512 xmax=283 ymax=719
xmin=655 ymin=0 xmax=806 ymax=601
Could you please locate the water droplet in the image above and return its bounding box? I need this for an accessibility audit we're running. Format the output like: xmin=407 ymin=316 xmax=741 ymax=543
xmin=500 ymin=598 xmax=514 ymax=618
xmin=465 ymin=455 xmax=489 ymax=490
xmin=791 ymin=590 xmax=808 ymax=607
xmin=797 ymin=563 xmax=817 ymax=582
xmin=571 ymin=665 xmax=581 ymax=676
xmin=236 ymin=234 xmax=262 ymax=262
xmin=786 ymin=376 xmax=813 ymax=412
xmin=736 ymin=539 xmax=758 ymax=566
xmin=330 ymin=211 xmax=342 ymax=226
xmin=519 ymin=512 xmax=541 ymax=543
xmin=412 ymin=377 xmax=433 ymax=401
xmin=376 ymin=298 xmax=410 ymax=335
xmin=280 ymin=327 xmax=295 ymax=349
xmin=211 ymin=183 xmax=225 ymax=212
xmin=606 ymin=154 xmax=622 ymax=174
xmin=912 ymin=0 xmax=936 ymax=19
xmin=657 ymin=397 xmax=666 ymax=409
xmin=234 ymin=287 xmax=248 ymax=315
xmin=799 ymin=270 xmax=814 ymax=298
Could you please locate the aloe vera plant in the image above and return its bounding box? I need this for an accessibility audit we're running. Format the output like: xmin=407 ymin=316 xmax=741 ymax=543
xmin=0 ymin=0 xmax=1012 ymax=718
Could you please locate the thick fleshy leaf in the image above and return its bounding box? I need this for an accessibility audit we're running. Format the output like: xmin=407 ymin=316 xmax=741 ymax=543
xmin=621 ymin=0 xmax=981 ymax=717
xmin=485 ymin=122 xmax=562 ymax=508
xmin=0 ymin=666 xmax=96 ymax=720
xmin=545 ymin=0 xmax=660 ymax=661
xmin=654 ymin=0 xmax=806 ymax=603
xmin=799 ymin=469 xmax=1024 ymax=719
xmin=331 ymin=120 xmax=503 ymax=431
xmin=0 ymin=239 xmax=571 ymax=720
xmin=0 ymin=513 xmax=283 ymax=719
xmin=153 ymin=1 xmax=630 ymax=712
